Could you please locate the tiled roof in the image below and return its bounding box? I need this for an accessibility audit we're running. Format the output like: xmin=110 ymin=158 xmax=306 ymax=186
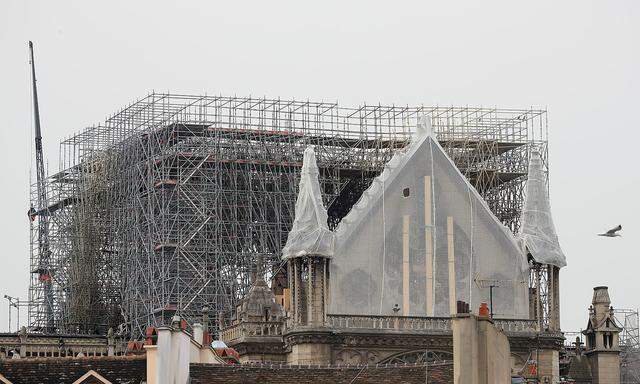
xmin=190 ymin=362 xmax=453 ymax=384
xmin=0 ymin=355 xmax=146 ymax=384
xmin=567 ymin=354 xmax=592 ymax=383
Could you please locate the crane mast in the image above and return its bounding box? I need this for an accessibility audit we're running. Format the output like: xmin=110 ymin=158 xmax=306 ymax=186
xmin=28 ymin=41 xmax=54 ymax=332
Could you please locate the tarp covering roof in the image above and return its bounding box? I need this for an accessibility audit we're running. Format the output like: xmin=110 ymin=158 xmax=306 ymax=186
xmin=329 ymin=116 xmax=529 ymax=318
xmin=518 ymin=150 xmax=567 ymax=268
xmin=281 ymin=146 xmax=335 ymax=259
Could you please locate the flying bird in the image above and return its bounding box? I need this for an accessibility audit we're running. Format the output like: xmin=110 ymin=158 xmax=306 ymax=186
xmin=598 ymin=225 xmax=622 ymax=237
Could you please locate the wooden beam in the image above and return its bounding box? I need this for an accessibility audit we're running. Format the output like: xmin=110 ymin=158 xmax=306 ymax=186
xmin=447 ymin=216 xmax=456 ymax=315
xmin=402 ymin=214 xmax=410 ymax=316
xmin=424 ymin=176 xmax=434 ymax=316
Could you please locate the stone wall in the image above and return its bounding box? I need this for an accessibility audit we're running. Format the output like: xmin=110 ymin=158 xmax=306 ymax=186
xmin=452 ymin=314 xmax=511 ymax=384
xmin=589 ymin=352 xmax=620 ymax=384
xmin=189 ymin=363 xmax=453 ymax=384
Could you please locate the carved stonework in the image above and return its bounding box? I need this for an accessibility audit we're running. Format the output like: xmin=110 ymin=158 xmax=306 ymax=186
xmin=508 ymin=333 xmax=564 ymax=353
xmin=380 ymin=350 xmax=453 ymax=364
xmin=284 ymin=330 xmax=454 ymax=351
xmin=230 ymin=341 xmax=286 ymax=356
xmin=333 ymin=349 xmax=380 ymax=365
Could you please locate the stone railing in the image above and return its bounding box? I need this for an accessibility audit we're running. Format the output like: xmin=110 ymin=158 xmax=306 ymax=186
xmin=220 ymin=322 xmax=284 ymax=343
xmin=492 ymin=319 xmax=539 ymax=334
xmin=327 ymin=314 xmax=452 ymax=333
xmin=0 ymin=333 xmax=127 ymax=359
xmin=327 ymin=315 xmax=553 ymax=337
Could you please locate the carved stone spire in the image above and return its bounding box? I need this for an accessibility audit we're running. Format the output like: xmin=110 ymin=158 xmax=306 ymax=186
xmin=281 ymin=146 xmax=335 ymax=260
xmin=519 ymin=149 xmax=567 ymax=268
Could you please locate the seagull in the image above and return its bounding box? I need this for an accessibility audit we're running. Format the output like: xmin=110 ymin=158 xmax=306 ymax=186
xmin=598 ymin=225 xmax=622 ymax=237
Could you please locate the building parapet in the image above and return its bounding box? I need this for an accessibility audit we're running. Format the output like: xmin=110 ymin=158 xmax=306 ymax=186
xmin=326 ymin=314 xmax=452 ymax=333
xmin=220 ymin=321 xmax=284 ymax=343
xmin=493 ymin=319 xmax=538 ymax=333
xmin=0 ymin=331 xmax=127 ymax=359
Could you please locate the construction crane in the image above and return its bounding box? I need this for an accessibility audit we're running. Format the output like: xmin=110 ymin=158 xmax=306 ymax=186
xmin=27 ymin=41 xmax=54 ymax=332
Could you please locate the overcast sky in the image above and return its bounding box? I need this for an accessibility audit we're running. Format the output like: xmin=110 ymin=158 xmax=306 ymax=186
xmin=1 ymin=0 xmax=638 ymax=334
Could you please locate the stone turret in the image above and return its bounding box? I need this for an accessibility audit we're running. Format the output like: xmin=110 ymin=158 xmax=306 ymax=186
xmin=519 ymin=149 xmax=565 ymax=332
xmin=282 ymin=146 xmax=335 ymax=364
xmin=235 ymin=261 xmax=284 ymax=324
xmin=583 ymin=286 xmax=622 ymax=384
xmin=218 ymin=259 xmax=286 ymax=363
xmin=282 ymin=146 xmax=334 ymax=328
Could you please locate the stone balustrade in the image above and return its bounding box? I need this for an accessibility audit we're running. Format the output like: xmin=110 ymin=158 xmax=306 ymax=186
xmin=0 ymin=333 xmax=127 ymax=359
xmin=326 ymin=314 xmax=452 ymax=333
xmin=220 ymin=322 xmax=284 ymax=343
xmin=492 ymin=318 xmax=564 ymax=339
xmin=224 ymin=316 xmax=561 ymax=341
xmin=492 ymin=318 xmax=539 ymax=333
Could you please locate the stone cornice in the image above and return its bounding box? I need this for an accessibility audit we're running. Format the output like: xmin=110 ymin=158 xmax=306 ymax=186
xmin=584 ymin=348 xmax=621 ymax=355
xmin=283 ymin=329 xmax=453 ymax=350
xmin=507 ymin=334 xmax=564 ymax=351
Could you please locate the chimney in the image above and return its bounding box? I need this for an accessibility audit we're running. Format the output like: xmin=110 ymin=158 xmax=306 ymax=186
xmin=592 ymin=286 xmax=611 ymax=323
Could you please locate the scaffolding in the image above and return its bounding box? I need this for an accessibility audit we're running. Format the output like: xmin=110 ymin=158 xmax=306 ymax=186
xmin=616 ymin=309 xmax=640 ymax=383
xmin=28 ymin=93 xmax=547 ymax=337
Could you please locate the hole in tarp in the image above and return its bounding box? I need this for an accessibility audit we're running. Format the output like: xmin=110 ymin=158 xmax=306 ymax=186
xmin=402 ymin=187 xmax=410 ymax=198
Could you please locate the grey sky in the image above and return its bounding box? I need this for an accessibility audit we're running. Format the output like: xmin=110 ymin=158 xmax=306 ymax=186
xmin=1 ymin=0 xmax=638 ymax=333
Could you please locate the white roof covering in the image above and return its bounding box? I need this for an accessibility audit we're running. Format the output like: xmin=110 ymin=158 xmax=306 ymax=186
xmin=518 ymin=150 xmax=567 ymax=268
xmin=281 ymin=146 xmax=335 ymax=259
xmin=329 ymin=116 xmax=530 ymax=318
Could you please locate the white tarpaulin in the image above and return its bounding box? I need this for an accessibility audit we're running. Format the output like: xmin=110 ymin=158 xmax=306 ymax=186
xmin=518 ymin=150 xmax=567 ymax=268
xmin=329 ymin=116 xmax=530 ymax=319
xmin=281 ymin=146 xmax=335 ymax=260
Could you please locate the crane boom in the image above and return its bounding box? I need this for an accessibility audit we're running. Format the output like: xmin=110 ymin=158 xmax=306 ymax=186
xmin=28 ymin=41 xmax=54 ymax=332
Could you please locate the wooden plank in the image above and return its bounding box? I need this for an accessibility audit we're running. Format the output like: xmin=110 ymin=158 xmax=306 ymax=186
xmin=402 ymin=214 xmax=410 ymax=316
xmin=424 ymin=176 xmax=434 ymax=316
xmin=447 ymin=216 xmax=456 ymax=315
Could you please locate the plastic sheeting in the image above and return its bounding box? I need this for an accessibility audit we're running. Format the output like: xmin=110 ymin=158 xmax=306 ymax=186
xmin=282 ymin=146 xmax=335 ymax=260
xmin=518 ymin=150 xmax=566 ymax=268
xmin=329 ymin=116 xmax=530 ymax=319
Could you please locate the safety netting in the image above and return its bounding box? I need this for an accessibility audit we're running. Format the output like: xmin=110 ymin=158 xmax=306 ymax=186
xmin=282 ymin=146 xmax=336 ymax=260
xmin=518 ymin=150 xmax=566 ymax=268
xmin=329 ymin=116 xmax=530 ymax=319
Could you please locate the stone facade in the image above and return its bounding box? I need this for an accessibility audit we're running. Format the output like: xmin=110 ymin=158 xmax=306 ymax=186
xmin=222 ymin=309 xmax=564 ymax=374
